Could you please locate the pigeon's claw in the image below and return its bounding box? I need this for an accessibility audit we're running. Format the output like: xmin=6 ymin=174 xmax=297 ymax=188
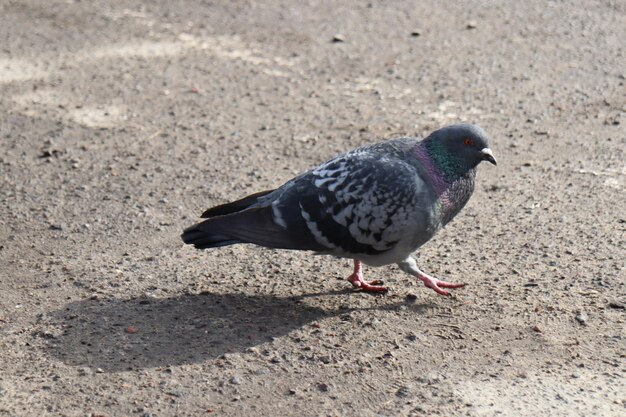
xmin=347 ymin=273 xmax=388 ymax=293
xmin=398 ymin=257 xmax=466 ymax=296
xmin=421 ymin=276 xmax=466 ymax=296
xmin=346 ymin=259 xmax=388 ymax=293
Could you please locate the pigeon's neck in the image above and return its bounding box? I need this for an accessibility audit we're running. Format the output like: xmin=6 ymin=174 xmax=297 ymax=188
xmin=439 ymin=172 xmax=475 ymax=225
xmin=413 ymin=141 xmax=476 ymax=224
xmin=414 ymin=141 xmax=469 ymax=191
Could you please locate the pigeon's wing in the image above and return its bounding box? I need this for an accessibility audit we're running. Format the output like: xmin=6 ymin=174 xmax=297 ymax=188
xmin=272 ymin=139 xmax=430 ymax=257
xmin=183 ymin=138 xmax=430 ymax=255
xmin=201 ymin=189 xmax=275 ymax=218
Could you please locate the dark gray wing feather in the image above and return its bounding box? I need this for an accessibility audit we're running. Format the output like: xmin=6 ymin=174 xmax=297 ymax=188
xmin=182 ymin=206 xmax=327 ymax=251
xmin=270 ymin=138 xmax=428 ymax=256
xmin=201 ymin=189 xmax=275 ymax=218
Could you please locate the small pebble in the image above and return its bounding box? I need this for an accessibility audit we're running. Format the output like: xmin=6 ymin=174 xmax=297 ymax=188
xmin=78 ymin=367 xmax=92 ymax=376
xmin=410 ymin=30 xmax=421 ymax=37
xmin=332 ymin=34 xmax=345 ymax=43
xmin=417 ymin=373 xmax=440 ymax=385
xmin=318 ymin=383 xmax=330 ymax=392
xmin=466 ymin=21 xmax=477 ymax=29
xmin=125 ymin=326 xmax=139 ymax=334
xmin=575 ymin=312 xmax=588 ymax=325
xmin=396 ymin=386 xmax=410 ymax=397
xmin=230 ymin=376 xmax=243 ymax=385
xmin=405 ymin=293 xmax=418 ymax=302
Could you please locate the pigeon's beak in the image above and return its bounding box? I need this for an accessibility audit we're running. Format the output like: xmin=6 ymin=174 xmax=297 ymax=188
xmin=480 ymin=148 xmax=497 ymax=165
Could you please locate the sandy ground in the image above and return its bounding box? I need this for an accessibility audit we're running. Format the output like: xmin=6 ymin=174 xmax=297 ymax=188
xmin=1 ymin=0 xmax=625 ymax=416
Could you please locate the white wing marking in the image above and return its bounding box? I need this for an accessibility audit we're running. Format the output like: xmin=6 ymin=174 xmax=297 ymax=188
xmin=272 ymin=202 xmax=288 ymax=228
xmin=300 ymin=204 xmax=335 ymax=248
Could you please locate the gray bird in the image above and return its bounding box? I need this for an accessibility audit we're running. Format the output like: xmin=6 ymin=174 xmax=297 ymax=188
xmin=182 ymin=124 xmax=496 ymax=295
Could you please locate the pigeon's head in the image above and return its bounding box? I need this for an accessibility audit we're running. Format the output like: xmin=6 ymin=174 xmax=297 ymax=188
xmin=426 ymin=124 xmax=496 ymax=174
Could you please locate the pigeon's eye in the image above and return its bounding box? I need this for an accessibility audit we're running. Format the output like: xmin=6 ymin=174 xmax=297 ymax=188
xmin=463 ymin=138 xmax=473 ymax=146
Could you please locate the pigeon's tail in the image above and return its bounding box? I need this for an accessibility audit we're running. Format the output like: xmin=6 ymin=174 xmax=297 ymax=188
xmin=181 ymin=225 xmax=241 ymax=249
xmin=182 ymin=189 xmax=278 ymax=249
xmin=181 ymin=205 xmax=326 ymax=252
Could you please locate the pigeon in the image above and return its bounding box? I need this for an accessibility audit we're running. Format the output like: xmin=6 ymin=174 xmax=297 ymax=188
xmin=182 ymin=124 xmax=496 ymax=295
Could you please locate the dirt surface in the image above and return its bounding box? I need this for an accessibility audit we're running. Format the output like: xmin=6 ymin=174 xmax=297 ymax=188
xmin=1 ymin=1 xmax=625 ymax=416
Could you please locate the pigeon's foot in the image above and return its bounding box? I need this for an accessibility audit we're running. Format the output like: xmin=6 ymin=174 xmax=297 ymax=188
xmin=347 ymin=259 xmax=388 ymax=293
xmin=347 ymin=273 xmax=387 ymax=292
xmin=398 ymin=257 xmax=466 ymax=296
xmin=419 ymin=275 xmax=465 ymax=296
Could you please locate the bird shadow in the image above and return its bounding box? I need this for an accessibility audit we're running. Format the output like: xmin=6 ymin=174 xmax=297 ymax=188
xmin=42 ymin=288 xmax=433 ymax=372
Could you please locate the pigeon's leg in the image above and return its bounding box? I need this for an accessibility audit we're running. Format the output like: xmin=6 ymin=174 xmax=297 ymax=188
xmin=346 ymin=259 xmax=388 ymax=293
xmin=398 ymin=257 xmax=466 ymax=296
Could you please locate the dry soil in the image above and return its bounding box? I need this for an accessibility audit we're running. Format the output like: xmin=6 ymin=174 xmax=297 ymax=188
xmin=0 ymin=1 xmax=625 ymax=416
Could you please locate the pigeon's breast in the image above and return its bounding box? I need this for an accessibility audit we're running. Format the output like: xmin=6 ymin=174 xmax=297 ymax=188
xmin=437 ymin=173 xmax=476 ymax=226
xmin=352 ymin=176 xmax=442 ymax=266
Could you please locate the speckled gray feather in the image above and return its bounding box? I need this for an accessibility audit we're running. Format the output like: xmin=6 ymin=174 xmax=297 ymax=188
xmin=266 ymin=138 xmax=433 ymax=261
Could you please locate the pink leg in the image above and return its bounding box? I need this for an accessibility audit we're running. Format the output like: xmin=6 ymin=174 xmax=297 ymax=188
xmin=346 ymin=260 xmax=387 ymax=293
xmin=398 ymin=257 xmax=466 ymax=296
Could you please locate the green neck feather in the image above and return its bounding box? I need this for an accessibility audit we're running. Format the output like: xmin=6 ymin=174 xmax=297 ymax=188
xmin=424 ymin=140 xmax=465 ymax=181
